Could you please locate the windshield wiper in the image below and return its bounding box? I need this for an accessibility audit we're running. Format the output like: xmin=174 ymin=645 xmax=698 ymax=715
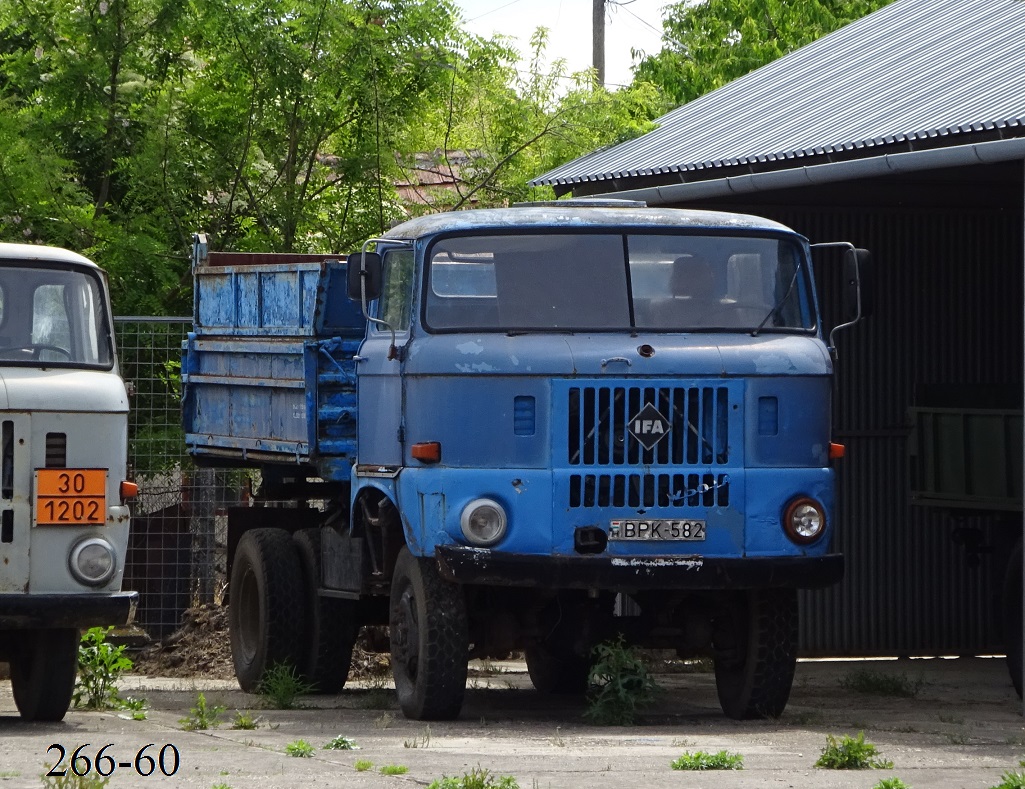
xmin=751 ymin=262 xmax=802 ymax=337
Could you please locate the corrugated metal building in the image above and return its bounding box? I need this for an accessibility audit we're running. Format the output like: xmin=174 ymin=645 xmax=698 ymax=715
xmin=533 ymin=0 xmax=1025 ymax=657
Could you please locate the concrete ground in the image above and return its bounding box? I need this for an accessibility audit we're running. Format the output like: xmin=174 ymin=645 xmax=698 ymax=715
xmin=1 ymin=656 xmax=1024 ymax=788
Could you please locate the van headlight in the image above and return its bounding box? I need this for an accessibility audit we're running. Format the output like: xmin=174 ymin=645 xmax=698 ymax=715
xmin=69 ymin=536 xmax=117 ymax=587
xmin=460 ymin=498 xmax=507 ymax=547
xmin=783 ymin=497 xmax=826 ymax=544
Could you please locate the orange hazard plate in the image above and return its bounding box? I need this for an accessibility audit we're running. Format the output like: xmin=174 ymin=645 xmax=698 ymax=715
xmin=35 ymin=469 xmax=107 ymax=525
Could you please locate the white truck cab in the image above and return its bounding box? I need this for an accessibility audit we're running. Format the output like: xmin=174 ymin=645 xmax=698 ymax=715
xmin=0 ymin=243 xmax=137 ymax=721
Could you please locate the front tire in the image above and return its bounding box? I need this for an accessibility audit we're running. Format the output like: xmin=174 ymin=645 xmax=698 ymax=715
xmin=294 ymin=528 xmax=358 ymax=694
xmin=389 ymin=547 xmax=468 ymax=720
xmin=11 ymin=628 xmax=79 ymax=722
xmin=229 ymin=528 xmax=306 ymax=692
xmin=713 ymin=588 xmax=798 ymax=720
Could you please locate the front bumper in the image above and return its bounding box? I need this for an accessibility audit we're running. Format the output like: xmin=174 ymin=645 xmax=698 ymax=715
xmin=436 ymin=546 xmax=843 ymax=591
xmin=0 ymin=591 xmax=138 ymax=629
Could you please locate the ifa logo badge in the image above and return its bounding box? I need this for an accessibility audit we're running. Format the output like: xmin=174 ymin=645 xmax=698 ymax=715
xmin=628 ymin=403 xmax=671 ymax=450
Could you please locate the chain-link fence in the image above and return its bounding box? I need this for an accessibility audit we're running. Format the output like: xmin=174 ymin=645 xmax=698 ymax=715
xmin=115 ymin=317 xmax=246 ymax=639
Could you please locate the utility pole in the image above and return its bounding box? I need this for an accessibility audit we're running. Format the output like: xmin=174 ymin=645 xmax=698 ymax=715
xmin=593 ymin=0 xmax=605 ymax=86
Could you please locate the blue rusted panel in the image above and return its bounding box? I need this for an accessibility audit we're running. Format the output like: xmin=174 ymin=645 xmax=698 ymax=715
xmin=183 ymin=259 xmax=364 ymax=471
xmin=193 ymin=261 xmax=365 ymax=338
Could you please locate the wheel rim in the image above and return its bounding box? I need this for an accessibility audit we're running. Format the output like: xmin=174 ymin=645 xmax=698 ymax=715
xmin=393 ymin=583 xmax=420 ymax=681
xmin=236 ymin=565 xmax=259 ymax=662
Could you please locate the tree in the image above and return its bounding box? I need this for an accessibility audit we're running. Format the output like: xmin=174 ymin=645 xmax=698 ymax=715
xmin=180 ymin=0 xmax=466 ymax=254
xmin=398 ymin=28 xmax=668 ymax=211
xmin=634 ymin=0 xmax=895 ymax=106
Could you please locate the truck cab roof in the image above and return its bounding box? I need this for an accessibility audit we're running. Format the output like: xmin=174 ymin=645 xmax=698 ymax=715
xmin=384 ymin=204 xmax=798 ymax=241
xmin=0 ymin=242 xmax=98 ymax=268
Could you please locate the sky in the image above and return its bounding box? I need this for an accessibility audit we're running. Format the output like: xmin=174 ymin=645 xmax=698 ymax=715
xmin=452 ymin=0 xmax=669 ymax=90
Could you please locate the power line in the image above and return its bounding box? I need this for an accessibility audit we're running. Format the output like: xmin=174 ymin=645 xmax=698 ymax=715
xmin=465 ymin=0 xmax=529 ymax=22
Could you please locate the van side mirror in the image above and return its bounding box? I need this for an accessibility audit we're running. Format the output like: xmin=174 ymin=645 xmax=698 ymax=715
xmin=843 ymin=248 xmax=873 ymax=321
xmin=347 ymin=252 xmax=382 ymax=301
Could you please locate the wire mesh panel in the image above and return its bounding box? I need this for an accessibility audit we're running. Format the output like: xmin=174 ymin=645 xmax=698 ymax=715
xmin=115 ymin=318 xmax=243 ymax=639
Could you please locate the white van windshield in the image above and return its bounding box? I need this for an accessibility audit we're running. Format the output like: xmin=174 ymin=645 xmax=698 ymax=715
xmin=0 ymin=264 xmax=113 ymax=367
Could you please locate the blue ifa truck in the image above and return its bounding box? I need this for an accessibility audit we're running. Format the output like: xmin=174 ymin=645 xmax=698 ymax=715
xmin=182 ymin=201 xmax=867 ymax=721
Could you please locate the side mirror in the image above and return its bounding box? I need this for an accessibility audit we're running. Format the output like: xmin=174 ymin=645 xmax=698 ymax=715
xmin=843 ymin=248 xmax=873 ymax=320
xmin=346 ymin=252 xmax=382 ymax=301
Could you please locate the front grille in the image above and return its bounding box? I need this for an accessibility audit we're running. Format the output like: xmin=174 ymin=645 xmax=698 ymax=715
xmin=569 ymin=472 xmax=730 ymax=509
xmin=566 ymin=385 xmax=730 ymax=467
xmin=45 ymin=432 xmax=67 ymax=468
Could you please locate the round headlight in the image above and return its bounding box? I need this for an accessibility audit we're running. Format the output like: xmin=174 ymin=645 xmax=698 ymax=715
xmin=69 ymin=537 xmax=117 ymax=587
xmin=783 ymin=497 xmax=826 ymax=545
xmin=460 ymin=498 xmax=507 ymax=547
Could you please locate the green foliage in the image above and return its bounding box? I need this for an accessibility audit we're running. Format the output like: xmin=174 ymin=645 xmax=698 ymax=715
xmin=41 ymin=764 xmax=109 ymax=789
xmin=230 ymin=710 xmax=260 ymax=730
xmin=179 ymin=692 xmax=226 ymax=731
xmin=992 ymin=770 xmax=1025 ymax=789
xmin=815 ymin=732 xmax=893 ymax=770
xmin=257 ymin=662 xmax=315 ymax=709
xmin=403 ymin=28 xmax=666 ymax=211
xmin=73 ymin=627 xmax=133 ymax=710
xmin=584 ymin=635 xmax=659 ymax=726
xmin=840 ymin=669 xmax=924 ymax=698
xmin=354 ymin=760 xmax=374 ymax=772
xmin=285 ymin=739 xmax=315 ymax=758
xmin=873 ymin=778 xmax=911 ymax=789
xmin=670 ymin=750 xmax=744 ymax=770
xmin=634 ymin=0 xmax=895 ymax=106
xmin=324 ymin=735 xmax=361 ymax=751
xmin=428 ymin=766 xmax=520 ymax=789
xmin=380 ymin=765 xmax=409 ymax=775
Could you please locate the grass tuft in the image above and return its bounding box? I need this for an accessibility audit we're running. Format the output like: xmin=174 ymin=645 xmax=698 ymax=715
xmin=670 ymin=750 xmax=744 ymax=770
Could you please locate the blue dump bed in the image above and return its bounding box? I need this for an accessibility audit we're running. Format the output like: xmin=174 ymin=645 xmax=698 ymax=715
xmin=181 ymin=253 xmax=366 ymax=480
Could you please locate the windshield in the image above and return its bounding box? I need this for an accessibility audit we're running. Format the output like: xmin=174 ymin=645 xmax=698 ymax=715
xmin=0 ymin=264 xmax=114 ymax=367
xmin=424 ymin=233 xmax=814 ymax=333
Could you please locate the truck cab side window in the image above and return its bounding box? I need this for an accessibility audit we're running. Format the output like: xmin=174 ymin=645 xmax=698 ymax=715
xmin=378 ymin=249 xmax=414 ymax=332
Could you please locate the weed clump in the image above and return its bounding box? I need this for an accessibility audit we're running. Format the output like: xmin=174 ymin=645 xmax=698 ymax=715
xmin=584 ymin=636 xmax=658 ymax=725
xmin=428 ymin=766 xmax=519 ymax=788
xmin=991 ymin=766 xmax=1025 ymax=789
xmin=257 ymin=663 xmax=315 ymax=709
xmin=73 ymin=627 xmax=137 ymax=711
xmin=324 ymin=735 xmax=360 ymax=751
xmin=179 ymin=693 xmax=225 ymax=731
xmin=815 ymin=731 xmax=893 ymax=770
xmin=670 ymin=750 xmax=744 ymax=770
xmin=839 ymin=669 xmax=924 ymax=698
xmin=285 ymin=739 xmax=315 ymax=758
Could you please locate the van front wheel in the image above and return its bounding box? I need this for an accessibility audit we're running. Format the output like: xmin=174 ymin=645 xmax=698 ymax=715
xmin=389 ymin=548 xmax=468 ymax=720
xmin=11 ymin=628 xmax=78 ymax=721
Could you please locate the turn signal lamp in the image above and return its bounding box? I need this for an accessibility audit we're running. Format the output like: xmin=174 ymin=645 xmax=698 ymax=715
xmin=411 ymin=442 xmax=441 ymax=463
xmin=120 ymin=480 xmax=140 ymax=501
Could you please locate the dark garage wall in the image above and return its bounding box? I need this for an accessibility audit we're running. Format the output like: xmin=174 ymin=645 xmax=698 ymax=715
xmin=688 ymin=165 xmax=1024 ymax=656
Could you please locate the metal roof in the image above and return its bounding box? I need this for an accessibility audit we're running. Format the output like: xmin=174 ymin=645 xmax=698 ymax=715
xmin=531 ymin=0 xmax=1025 ymax=188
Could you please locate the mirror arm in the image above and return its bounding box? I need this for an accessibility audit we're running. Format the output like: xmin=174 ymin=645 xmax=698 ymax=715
xmin=357 ymin=238 xmax=401 ymax=361
xmin=810 ymin=241 xmax=862 ymax=360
